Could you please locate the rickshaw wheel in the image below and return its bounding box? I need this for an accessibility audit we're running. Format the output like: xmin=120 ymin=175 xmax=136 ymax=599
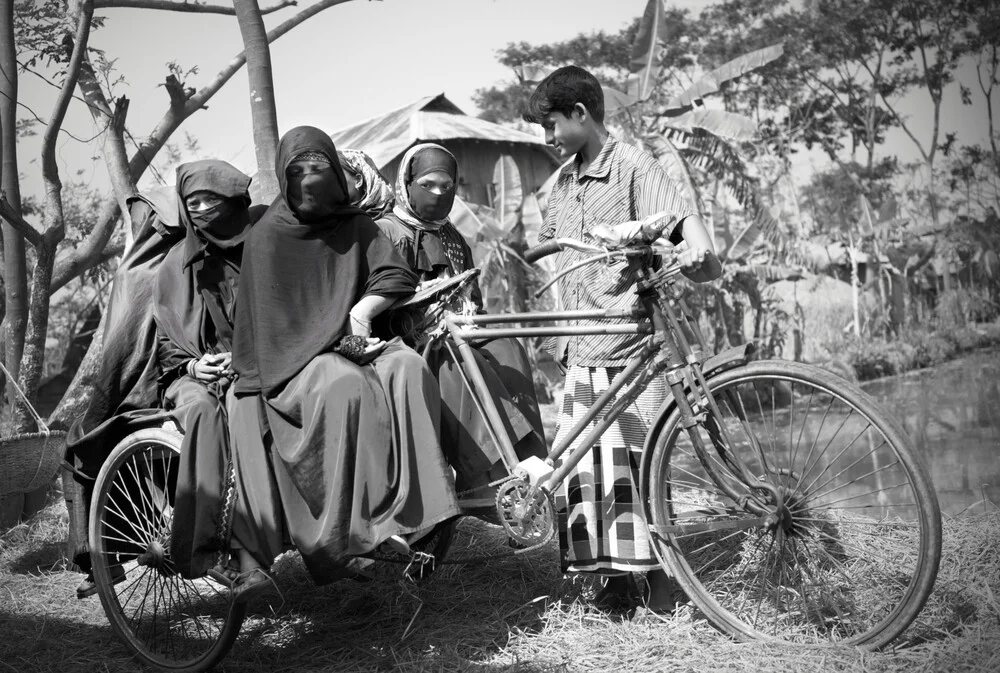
xmin=89 ymin=426 xmax=246 ymax=672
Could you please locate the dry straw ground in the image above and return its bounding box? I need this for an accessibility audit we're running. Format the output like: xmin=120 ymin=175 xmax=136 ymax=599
xmin=1 ymin=489 xmax=998 ymax=673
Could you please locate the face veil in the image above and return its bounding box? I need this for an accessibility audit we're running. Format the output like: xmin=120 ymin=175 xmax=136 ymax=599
xmin=391 ymin=143 xmax=459 ymax=231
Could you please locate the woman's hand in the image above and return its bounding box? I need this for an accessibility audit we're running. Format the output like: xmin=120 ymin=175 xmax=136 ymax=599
xmin=189 ymin=352 xmax=234 ymax=382
xmin=360 ymin=337 xmax=387 ymax=360
xmin=334 ymin=334 xmax=387 ymax=365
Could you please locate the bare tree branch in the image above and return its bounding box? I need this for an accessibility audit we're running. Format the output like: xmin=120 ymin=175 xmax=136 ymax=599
xmin=93 ymin=0 xmax=297 ymax=15
xmin=52 ymin=0 xmax=356 ymax=291
xmin=50 ymin=197 xmax=119 ymax=292
xmin=131 ymin=0 xmax=353 ymax=180
xmin=41 ymin=4 xmax=92 ymax=208
xmin=0 ymin=193 xmax=42 ymax=246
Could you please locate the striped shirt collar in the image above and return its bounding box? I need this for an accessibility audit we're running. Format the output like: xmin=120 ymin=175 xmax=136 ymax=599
xmin=568 ymin=135 xmax=617 ymax=182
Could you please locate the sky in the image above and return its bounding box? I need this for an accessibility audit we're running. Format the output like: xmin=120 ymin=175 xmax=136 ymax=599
xmin=13 ymin=0 xmax=995 ymax=202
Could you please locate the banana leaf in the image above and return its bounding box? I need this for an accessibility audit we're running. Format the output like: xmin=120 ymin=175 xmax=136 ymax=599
xmin=514 ymin=64 xmax=553 ymax=84
xmin=643 ymin=133 xmax=702 ymax=216
xmin=628 ymin=0 xmax=667 ymax=101
xmin=521 ymin=192 xmax=543 ymax=244
xmin=726 ymin=204 xmax=781 ymax=261
xmin=492 ymin=155 xmax=523 ymax=234
xmin=857 ymin=194 xmax=876 ymax=236
xmin=662 ymin=43 xmax=785 ymax=113
xmin=665 ymin=108 xmax=758 ymax=142
xmin=603 ymin=85 xmax=637 ymax=113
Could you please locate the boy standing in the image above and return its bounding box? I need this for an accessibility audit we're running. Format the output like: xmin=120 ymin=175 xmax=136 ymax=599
xmin=524 ymin=65 xmax=722 ymax=613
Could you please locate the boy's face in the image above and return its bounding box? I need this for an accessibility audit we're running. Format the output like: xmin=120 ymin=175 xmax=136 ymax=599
xmin=540 ymin=108 xmax=588 ymax=159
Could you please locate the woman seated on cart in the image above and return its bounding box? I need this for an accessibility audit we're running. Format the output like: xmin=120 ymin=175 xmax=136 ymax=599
xmin=152 ymin=160 xmax=253 ymax=581
xmin=376 ymin=143 xmax=547 ymax=506
xmin=65 ymin=159 xmax=254 ymax=597
xmin=226 ymin=127 xmax=460 ymax=597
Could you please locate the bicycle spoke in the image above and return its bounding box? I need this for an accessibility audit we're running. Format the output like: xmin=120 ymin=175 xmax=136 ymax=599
xmin=805 ymin=439 xmax=894 ymax=502
xmin=124 ymin=456 xmax=163 ymax=537
xmin=802 ymin=480 xmax=912 ymax=510
xmin=799 ymin=411 xmax=870 ymax=496
xmin=109 ymin=479 xmax=156 ymax=542
xmin=790 ymin=385 xmax=817 ymax=476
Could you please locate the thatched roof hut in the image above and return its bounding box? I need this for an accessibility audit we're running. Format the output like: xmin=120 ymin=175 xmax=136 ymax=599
xmin=328 ymin=93 xmax=559 ymax=207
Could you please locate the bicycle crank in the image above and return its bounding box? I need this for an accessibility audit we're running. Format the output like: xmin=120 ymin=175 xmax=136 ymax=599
xmin=495 ymin=477 xmax=556 ymax=549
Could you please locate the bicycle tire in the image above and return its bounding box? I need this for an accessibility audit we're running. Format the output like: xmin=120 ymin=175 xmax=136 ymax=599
xmin=90 ymin=427 xmax=246 ymax=672
xmin=645 ymin=360 xmax=941 ymax=648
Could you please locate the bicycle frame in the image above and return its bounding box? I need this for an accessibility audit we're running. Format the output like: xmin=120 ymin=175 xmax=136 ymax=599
xmin=429 ymin=249 xmax=782 ymax=518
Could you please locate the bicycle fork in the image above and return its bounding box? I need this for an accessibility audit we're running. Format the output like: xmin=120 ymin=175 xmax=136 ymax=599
xmin=634 ymin=263 xmax=783 ymax=521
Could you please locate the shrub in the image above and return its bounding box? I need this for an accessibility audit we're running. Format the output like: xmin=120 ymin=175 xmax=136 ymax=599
xmin=904 ymin=329 xmax=957 ymax=368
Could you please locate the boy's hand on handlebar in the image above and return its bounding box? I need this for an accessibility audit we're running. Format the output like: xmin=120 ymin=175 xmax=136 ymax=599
xmin=590 ymin=212 xmax=678 ymax=248
xmin=676 ymin=244 xmax=710 ymax=273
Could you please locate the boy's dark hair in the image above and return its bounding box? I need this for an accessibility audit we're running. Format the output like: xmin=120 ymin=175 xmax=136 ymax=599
xmin=523 ymin=65 xmax=605 ymax=125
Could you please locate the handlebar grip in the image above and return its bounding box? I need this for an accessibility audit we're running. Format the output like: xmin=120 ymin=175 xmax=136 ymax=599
xmin=523 ymin=240 xmax=564 ymax=264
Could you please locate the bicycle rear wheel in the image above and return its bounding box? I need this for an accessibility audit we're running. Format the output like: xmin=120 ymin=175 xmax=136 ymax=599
xmin=645 ymin=360 xmax=941 ymax=648
xmin=90 ymin=427 xmax=246 ymax=672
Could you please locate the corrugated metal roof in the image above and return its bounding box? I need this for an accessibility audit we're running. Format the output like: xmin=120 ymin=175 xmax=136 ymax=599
xmin=329 ymin=93 xmax=553 ymax=170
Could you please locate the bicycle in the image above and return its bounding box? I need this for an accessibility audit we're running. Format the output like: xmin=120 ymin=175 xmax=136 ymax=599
xmin=86 ymin=225 xmax=942 ymax=671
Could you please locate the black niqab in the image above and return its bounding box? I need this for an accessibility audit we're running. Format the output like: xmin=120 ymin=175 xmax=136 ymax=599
xmin=232 ymin=126 xmax=417 ymax=397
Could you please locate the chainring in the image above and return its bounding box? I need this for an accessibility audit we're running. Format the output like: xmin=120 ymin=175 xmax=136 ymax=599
xmin=495 ymin=477 xmax=556 ymax=548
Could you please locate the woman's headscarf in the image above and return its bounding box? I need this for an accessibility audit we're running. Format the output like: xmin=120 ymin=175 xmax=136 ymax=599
xmin=391 ymin=143 xmax=458 ymax=232
xmin=232 ymin=126 xmax=417 ymax=397
xmin=176 ymin=160 xmax=252 ymax=249
xmin=153 ymin=160 xmax=252 ymax=359
xmin=339 ymin=148 xmax=395 ymax=220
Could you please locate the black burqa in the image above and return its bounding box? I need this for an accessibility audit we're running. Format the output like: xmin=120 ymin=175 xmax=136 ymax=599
xmin=229 ymin=126 xmax=460 ymax=584
xmin=63 ymin=188 xmax=185 ymax=571
xmin=231 ymin=126 xmax=417 ymax=396
xmin=153 ymin=159 xmax=252 ymax=578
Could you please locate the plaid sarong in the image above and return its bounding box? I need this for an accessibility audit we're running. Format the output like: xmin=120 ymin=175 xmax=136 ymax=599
xmin=554 ymin=365 xmax=665 ymax=573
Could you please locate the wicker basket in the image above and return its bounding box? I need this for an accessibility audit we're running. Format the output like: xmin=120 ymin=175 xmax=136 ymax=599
xmin=1 ymin=360 xmax=68 ymax=496
xmin=0 ymin=429 xmax=67 ymax=495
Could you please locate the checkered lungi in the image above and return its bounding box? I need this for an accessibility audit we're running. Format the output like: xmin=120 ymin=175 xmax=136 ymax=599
xmin=554 ymin=365 xmax=665 ymax=573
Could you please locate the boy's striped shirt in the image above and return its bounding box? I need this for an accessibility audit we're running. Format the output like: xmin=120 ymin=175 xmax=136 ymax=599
xmin=540 ymin=136 xmax=697 ymax=367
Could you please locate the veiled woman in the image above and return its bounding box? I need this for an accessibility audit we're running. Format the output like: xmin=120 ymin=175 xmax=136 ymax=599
xmin=228 ymin=127 xmax=459 ymax=593
xmin=377 ymin=143 xmax=547 ymax=505
xmin=339 ymin=148 xmax=395 ymax=220
xmin=152 ymin=159 xmax=252 ymax=580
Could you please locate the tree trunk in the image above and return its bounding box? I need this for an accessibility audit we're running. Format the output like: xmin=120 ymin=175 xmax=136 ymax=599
xmin=848 ymin=239 xmax=861 ymax=338
xmin=48 ymin=312 xmax=104 ymax=430
xmin=234 ymin=0 xmax=281 ymax=203
xmin=49 ymin=0 xmax=356 ymax=431
xmin=0 ymin=0 xmax=28 ymax=413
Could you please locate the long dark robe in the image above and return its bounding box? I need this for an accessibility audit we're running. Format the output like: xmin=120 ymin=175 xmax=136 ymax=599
xmin=378 ymin=212 xmax=547 ymax=496
xmin=153 ymin=160 xmax=251 ymax=578
xmin=229 ymin=126 xmax=460 ymax=583
xmin=63 ymin=190 xmax=184 ymax=571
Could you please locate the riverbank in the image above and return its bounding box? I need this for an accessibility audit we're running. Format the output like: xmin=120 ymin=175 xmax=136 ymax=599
xmin=1 ymin=496 xmax=997 ymax=672
xmin=833 ymin=322 xmax=1000 ymax=382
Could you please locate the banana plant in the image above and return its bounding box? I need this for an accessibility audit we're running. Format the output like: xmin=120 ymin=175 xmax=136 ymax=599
xmin=450 ymin=154 xmax=542 ymax=315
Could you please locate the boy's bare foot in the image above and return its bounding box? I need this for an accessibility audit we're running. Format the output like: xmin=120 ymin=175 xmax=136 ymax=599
xmin=642 ymin=568 xmax=682 ymax=614
xmin=591 ymin=574 xmax=639 ymax=612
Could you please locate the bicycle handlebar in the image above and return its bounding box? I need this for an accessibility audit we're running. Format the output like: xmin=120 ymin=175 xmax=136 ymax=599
xmin=523 ymin=238 xmax=606 ymax=263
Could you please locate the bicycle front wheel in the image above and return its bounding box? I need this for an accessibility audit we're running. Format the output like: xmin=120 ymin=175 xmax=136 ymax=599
xmin=645 ymin=360 xmax=941 ymax=648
